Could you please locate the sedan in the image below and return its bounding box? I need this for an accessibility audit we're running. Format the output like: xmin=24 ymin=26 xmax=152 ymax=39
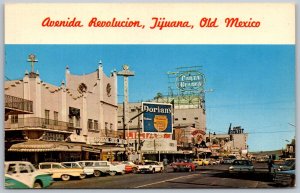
xmin=172 ymin=162 xmax=196 ymax=172
xmin=38 ymin=162 xmax=86 ymax=181
xmin=228 ymin=160 xmax=254 ymax=173
xmin=5 ymin=161 xmax=53 ymax=189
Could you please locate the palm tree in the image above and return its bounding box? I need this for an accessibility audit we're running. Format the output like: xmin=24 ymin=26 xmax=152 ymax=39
xmin=154 ymin=92 xmax=163 ymax=102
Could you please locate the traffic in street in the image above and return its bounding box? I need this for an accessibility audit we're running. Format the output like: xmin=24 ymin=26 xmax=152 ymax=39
xmin=48 ymin=163 xmax=288 ymax=189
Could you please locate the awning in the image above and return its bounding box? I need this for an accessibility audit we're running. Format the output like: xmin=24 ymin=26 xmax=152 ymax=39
xmin=82 ymin=146 xmax=101 ymax=154
xmin=101 ymin=146 xmax=126 ymax=153
xmin=8 ymin=140 xmax=82 ymax=152
xmin=143 ymin=151 xmax=185 ymax=154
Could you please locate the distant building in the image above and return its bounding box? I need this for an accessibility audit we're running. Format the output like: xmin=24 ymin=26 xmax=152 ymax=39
xmin=5 ymin=56 xmax=125 ymax=164
xmin=204 ymin=126 xmax=248 ymax=157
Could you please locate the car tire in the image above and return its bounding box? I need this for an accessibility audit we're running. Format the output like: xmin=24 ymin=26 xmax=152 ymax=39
xmin=132 ymin=167 xmax=138 ymax=174
xmin=109 ymin=171 xmax=117 ymax=176
xmin=61 ymin=174 xmax=71 ymax=181
xmin=173 ymin=169 xmax=177 ymax=172
xmin=152 ymin=169 xmax=155 ymax=174
xmin=79 ymin=174 xmax=86 ymax=179
xmin=93 ymin=170 xmax=101 ymax=177
xmin=33 ymin=181 xmax=42 ymax=189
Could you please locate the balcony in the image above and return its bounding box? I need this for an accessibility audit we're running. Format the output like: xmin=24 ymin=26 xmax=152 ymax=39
xmin=5 ymin=117 xmax=74 ymax=132
xmin=5 ymin=95 xmax=33 ymax=115
xmin=102 ymin=129 xmax=123 ymax=139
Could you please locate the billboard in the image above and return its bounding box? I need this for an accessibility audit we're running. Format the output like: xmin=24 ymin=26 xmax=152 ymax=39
xmin=142 ymin=102 xmax=173 ymax=133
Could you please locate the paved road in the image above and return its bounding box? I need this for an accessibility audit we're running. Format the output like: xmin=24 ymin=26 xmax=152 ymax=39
xmin=49 ymin=163 xmax=281 ymax=189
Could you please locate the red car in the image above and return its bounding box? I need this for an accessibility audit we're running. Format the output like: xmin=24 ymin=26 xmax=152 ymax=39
xmin=171 ymin=161 xmax=196 ymax=172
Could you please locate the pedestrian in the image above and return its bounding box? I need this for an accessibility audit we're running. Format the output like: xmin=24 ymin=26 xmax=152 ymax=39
xmin=268 ymin=156 xmax=274 ymax=173
xmin=163 ymin=157 xmax=168 ymax=172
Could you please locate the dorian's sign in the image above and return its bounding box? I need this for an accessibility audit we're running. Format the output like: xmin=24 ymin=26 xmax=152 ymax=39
xmin=142 ymin=102 xmax=173 ymax=133
xmin=176 ymin=71 xmax=204 ymax=92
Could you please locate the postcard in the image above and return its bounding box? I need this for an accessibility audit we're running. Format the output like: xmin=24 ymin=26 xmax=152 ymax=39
xmin=3 ymin=3 xmax=295 ymax=189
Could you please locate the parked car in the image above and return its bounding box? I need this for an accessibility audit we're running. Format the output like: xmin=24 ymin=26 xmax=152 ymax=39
xmin=228 ymin=160 xmax=254 ymax=173
xmin=172 ymin=161 xmax=196 ymax=172
xmin=38 ymin=162 xmax=85 ymax=181
xmin=5 ymin=161 xmax=53 ymax=189
xmin=136 ymin=160 xmax=164 ymax=173
xmin=121 ymin=161 xmax=138 ymax=173
xmin=108 ymin=162 xmax=127 ymax=175
xmin=61 ymin=162 xmax=94 ymax=177
xmin=273 ymin=164 xmax=295 ymax=187
xmin=77 ymin=161 xmax=110 ymax=177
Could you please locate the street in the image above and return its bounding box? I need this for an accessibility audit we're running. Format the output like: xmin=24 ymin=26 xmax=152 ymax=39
xmin=49 ymin=163 xmax=282 ymax=189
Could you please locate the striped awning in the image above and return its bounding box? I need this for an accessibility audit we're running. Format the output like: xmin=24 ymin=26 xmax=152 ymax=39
xmin=8 ymin=140 xmax=82 ymax=152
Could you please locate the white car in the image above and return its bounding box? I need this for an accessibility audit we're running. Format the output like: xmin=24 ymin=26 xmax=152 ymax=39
xmin=136 ymin=160 xmax=164 ymax=174
xmin=62 ymin=162 xmax=94 ymax=177
xmin=38 ymin=162 xmax=85 ymax=181
xmin=100 ymin=161 xmax=125 ymax=176
xmin=5 ymin=161 xmax=53 ymax=189
xmin=77 ymin=161 xmax=110 ymax=177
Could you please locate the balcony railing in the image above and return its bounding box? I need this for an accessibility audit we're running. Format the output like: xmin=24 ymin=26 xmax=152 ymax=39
xmin=5 ymin=117 xmax=74 ymax=132
xmin=99 ymin=129 xmax=123 ymax=139
xmin=5 ymin=95 xmax=33 ymax=113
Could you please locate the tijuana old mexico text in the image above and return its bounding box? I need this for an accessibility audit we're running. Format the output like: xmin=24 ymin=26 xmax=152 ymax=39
xmin=41 ymin=17 xmax=261 ymax=28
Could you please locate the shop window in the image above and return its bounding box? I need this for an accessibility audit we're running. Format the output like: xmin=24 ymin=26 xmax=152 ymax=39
xmin=94 ymin=120 xmax=98 ymax=131
xmin=88 ymin=119 xmax=93 ymax=130
xmin=11 ymin=115 xmax=18 ymax=124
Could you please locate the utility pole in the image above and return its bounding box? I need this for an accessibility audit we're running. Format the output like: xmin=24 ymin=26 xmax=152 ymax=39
xmin=137 ymin=107 xmax=141 ymax=163
xmin=117 ymin=65 xmax=134 ymax=160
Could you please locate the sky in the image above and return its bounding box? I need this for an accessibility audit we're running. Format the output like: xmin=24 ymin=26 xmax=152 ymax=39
xmin=5 ymin=44 xmax=295 ymax=152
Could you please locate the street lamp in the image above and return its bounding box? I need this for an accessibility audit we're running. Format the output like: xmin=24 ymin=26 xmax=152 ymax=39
xmin=117 ymin=64 xmax=134 ymax=160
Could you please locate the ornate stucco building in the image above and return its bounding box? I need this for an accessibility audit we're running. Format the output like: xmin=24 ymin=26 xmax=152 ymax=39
xmin=5 ymin=56 xmax=125 ymax=164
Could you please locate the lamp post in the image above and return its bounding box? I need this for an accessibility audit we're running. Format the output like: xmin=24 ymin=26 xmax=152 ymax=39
xmin=117 ymin=64 xmax=134 ymax=160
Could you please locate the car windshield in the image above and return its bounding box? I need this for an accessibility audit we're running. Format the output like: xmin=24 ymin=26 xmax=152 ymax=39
xmin=284 ymin=159 xmax=295 ymax=166
xmin=233 ymin=160 xmax=252 ymax=166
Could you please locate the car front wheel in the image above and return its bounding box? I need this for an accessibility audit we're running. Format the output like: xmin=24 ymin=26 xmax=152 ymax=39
xmin=61 ymin=174 xmax=71 ymax=181
xmin=94 ymin=170 xmax=101 ymax=177
xmin=33 ymin=181 xmax=42 ymax=188
xmin=132 ymin=167 xmax=138 ymax=174
xmin=79 ymin=174 xmax=86 ymax=179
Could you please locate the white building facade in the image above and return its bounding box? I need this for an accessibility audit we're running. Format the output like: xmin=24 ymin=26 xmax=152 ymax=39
xmin=5 ymin=60 xmax=125 ymax=163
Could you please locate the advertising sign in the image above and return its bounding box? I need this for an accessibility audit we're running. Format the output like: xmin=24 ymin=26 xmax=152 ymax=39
xmin=176 ymin=71 xmax=204 ymax=92
xmin=142 ymin=102 xmax=173 ymax=133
